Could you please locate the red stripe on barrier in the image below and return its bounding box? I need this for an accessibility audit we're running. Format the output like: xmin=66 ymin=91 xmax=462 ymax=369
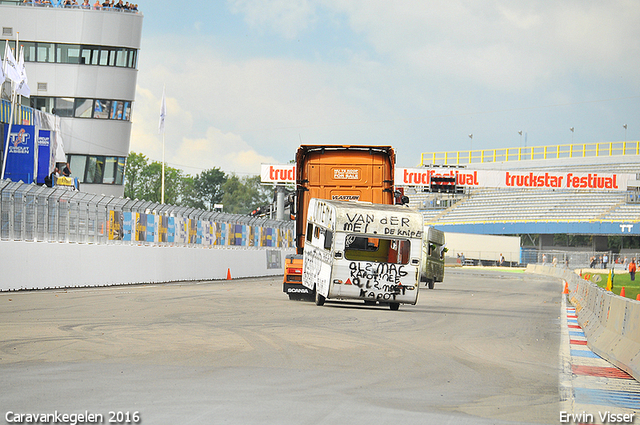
xmin=567 ymin=315 xmax=578 ymax=319
xmin=571 ymin=365 xmax=633 ymax=379
xmin=570 ymin=339 xmax=588 ymax=345
xmin=568 ymin=324 xmax=582 ymax=329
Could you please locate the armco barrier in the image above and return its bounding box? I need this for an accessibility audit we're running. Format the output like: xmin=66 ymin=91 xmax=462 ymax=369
xmin=526 ymin=264 xmax=640 ymax=381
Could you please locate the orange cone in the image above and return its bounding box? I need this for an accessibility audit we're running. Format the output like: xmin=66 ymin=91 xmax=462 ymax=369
xmin=636 ymin=294 xmax=640 ymax=301
xmin=563 ymin=281 xmax=569 ymax=294
xmin=620 ymin=287 xmax=626 ymax=298
xmin=226 ymin=268 xmax=232 ymax=280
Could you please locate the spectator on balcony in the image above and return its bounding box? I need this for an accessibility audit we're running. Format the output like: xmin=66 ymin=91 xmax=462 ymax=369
xmin=81 ymin=0 xmax=90 ymax=8
xmin=93 ymin=0 xmax=100 ymax=8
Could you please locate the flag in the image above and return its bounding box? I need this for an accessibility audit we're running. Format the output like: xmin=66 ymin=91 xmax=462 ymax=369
xmin=3 ymin=41 xmax=21 ymax=84
xmin=15 ymin=46 xmax=30 ymax=98
xmin=158 ymin=86 xmax=166 ymax=133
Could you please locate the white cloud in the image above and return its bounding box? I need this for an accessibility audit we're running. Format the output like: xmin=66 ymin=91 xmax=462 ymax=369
xmin=227 ymin=0 xmax=317 ymax=39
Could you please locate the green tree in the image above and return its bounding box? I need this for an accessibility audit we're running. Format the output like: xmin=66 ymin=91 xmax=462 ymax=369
xmin=193 ymin=167 xmax=227 ymax=210
xmin=221 ymin=174 xmax=272 ymax=214
xmin=123 ymin=152 xmax=148 ymax=199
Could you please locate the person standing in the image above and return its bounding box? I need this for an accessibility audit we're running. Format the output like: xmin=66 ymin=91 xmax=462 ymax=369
xmin=603 ymin=253 xmax=609 ymax=269
xmin=630 ymin=259 xmax=636 ymax=282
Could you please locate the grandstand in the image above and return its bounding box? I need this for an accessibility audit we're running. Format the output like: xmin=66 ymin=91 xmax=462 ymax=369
xmin=401 ymin=141 xmax=640 ymax=264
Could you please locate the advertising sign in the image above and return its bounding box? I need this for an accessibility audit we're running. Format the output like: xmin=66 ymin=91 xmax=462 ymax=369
xmin=261 ymin=164 xmax=296 ymax=183
xmin=37 ymin=130 xmax=52 ymax=184
xmin=3 ymin=124 xmax=36 ymax=183
xmin=395 ymin=167 xmax=635 ymax=191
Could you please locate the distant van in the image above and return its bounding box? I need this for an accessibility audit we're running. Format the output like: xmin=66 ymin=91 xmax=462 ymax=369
xmin=302 ymin=198 xmax=424 ymax=310
xmin=420 ymin=226 xmax=445 ymax=289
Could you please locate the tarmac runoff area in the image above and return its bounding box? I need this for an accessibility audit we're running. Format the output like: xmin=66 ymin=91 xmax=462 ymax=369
xmin=0 ymin=268 xmax=636 ymax=424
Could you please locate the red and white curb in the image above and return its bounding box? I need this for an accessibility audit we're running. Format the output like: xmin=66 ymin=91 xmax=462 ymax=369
xmin=561 ymin=293 xmax=640 ymax=424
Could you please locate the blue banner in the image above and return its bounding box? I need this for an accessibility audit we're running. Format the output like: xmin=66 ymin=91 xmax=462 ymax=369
xmin=36 ymin=130 xmax=52 ymax=184
xmin=3 ymin=124 xmax=36 ymax=184
xmin=167 ymin=217 xmax=175 ymax=243
xmin=122 ymin=212 xmax=133 ymax=241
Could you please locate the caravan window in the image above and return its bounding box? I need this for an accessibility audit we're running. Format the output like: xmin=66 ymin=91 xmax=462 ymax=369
xmin=344 ymin=235 xmax=410 ymax=264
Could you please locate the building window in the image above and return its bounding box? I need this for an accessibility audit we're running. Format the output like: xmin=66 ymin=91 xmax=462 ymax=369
xmin=21 ymin=42 xmax=36 ymax=62
xmin=68 ymin=154 xmax=126 ymax=185
xmin=74 ymin=98 xmax=93 ymax=118
xmin=54 ymin=98 xmax=74 ymax=117
xmin=30 ymin=96 xmax=133 ymax=121
xmin=94 ymin=99 xmax=111 ymax=119
xmin=37 ymin=43 xmax=55 ymax=63
xmin=56 ymin=44 xmax=81 ymax=64
xmin=19 ymin=41 xmax=137 ymax=69
xmin=86 ymin=156 xmax=105 ymax=184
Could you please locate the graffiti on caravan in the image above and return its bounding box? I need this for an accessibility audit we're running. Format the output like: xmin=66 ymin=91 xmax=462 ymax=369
xmin=347 ymin=262 xmax=414 ymax=300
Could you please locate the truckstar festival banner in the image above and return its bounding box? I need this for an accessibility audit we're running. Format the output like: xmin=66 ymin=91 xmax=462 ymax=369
xmin=395 ymin=168 xmax=635 ymax=191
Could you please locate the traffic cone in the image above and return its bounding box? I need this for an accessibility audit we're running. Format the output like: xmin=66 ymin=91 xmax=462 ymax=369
xmin=226 ymin=268 xmax=232 ymax=280
xmin=636 ymin=294 xmax=640 ymax=301
xmin=563 ymin=281 xmax=569 ymax=294
xmin=620 ymin=287 xmax=626 ymax=298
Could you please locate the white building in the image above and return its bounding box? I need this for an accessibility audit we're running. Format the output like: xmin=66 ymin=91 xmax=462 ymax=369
xmin=0 ymin=1 xmax=143 ymax=197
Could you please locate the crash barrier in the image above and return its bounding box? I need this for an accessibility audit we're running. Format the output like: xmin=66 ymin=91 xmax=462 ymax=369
xmin=0 ymin=179 xmax=294 ymax=248
xmin=526 ymin=264 xmax=640 ymax=381
xmin=0 ymin=179 xmax=296 ymax=291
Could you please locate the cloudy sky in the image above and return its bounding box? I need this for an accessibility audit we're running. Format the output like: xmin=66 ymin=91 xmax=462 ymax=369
xmin=130 ymin=0 xmax=640 ymax=176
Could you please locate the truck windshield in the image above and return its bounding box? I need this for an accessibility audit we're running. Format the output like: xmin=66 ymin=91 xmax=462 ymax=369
xmin=344 ymin=235 xmax=410 ymax=264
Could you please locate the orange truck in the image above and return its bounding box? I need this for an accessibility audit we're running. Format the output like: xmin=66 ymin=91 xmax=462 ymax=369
xmin=283 ymin=145 xmax=397 ymax=300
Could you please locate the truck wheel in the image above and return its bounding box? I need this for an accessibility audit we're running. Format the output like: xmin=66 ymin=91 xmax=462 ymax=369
xmin=315 ymin=290 xmax=325 ymax=306
xmin=428 ymin=280 xmax=435 ymax=290
xmin=389 ymin=302 xmax=400 ymax=311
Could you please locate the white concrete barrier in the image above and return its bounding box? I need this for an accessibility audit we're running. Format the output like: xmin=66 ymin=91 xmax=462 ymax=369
xmin=0 ymin=241 xmax=294 ymax=291
xmin=526 ymin=264 xmax=640 ymax=381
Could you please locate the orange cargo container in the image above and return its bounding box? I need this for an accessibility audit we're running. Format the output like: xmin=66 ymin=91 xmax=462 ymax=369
xmin=283 ymin=145 xmax=396 ymax=300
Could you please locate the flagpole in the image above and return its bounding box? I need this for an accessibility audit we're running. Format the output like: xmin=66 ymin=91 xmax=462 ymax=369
xmin=1 ymin=88 xmax=16 ymax=180
xmin=159 ymin=84 xmax=166 ymax=204
xmin=161 ymin=130 xmax=165 ymax=204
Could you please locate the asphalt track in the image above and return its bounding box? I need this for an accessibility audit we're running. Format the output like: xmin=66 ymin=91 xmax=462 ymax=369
xmin=0 ymin=268 xmax=563 ymax=424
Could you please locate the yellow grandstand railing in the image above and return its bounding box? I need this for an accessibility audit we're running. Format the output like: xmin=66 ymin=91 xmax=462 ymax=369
xmin=420 ymin=141 xmax=640 ymax=166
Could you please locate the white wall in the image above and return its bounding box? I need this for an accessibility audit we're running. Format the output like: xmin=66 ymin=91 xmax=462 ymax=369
xmin=445 ymin=232 xmax=521 ymax=263
xmin=0 ymin=241 xmax=294 ymax=291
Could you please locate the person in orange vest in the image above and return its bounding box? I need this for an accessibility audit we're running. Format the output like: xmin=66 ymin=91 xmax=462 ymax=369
xmin=629 ymin=258 xmax=636 ymax=282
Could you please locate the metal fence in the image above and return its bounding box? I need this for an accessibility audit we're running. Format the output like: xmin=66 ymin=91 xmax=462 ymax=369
xmin=0 ymin=179 xmax=294 ymax=248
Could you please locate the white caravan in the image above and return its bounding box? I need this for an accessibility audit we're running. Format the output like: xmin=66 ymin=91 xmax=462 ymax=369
xmin=302 ymin=198 xmax=424 ymax=310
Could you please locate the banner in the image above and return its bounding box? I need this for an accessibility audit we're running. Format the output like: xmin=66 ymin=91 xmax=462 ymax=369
xmin=3 ymin=124 xmax=36 ymax=183
xmin=261 ymin=164 xmax=295 ymax=183
xmin=36 ymin=130 xmax=52 ymax=184
xmin=395 ymin=167 xmax=636 ymax=191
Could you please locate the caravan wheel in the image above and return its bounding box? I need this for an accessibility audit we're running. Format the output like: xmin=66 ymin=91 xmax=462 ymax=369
xmin=389 ymin=302 xmax=400 ymax=311
xmin=428 ymin=279 xmax=435 ymax=290
xmin=315 ymin=289 xmax=325 ymax=306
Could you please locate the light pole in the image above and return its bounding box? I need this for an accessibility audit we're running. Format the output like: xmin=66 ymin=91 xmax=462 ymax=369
xmin=570 ymin=127 xmax=574 ymax=144
xmin=518 ymin=130 xmax=523 ymax=148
